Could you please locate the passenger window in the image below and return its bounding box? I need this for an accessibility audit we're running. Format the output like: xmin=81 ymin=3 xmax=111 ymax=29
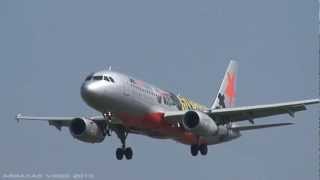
xmin=130 ymin=79 xmax=135 ymax=83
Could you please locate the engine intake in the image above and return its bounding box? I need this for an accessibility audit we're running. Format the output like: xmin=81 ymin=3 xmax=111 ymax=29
xmin=182 ymin=111 xmax=218 ymax=136
xmin=69 ymin=118 xmax=105 ymax=143
xmin=70 ymin=118 xmax=86 ymax=135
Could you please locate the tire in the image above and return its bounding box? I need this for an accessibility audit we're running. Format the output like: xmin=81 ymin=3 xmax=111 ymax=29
xmin=116 ymin=148 xmax=123 ymax=160
xmin=191 ymin=145 xmax=199 ymax=156
xmin=124 ymin=147 xmax=133 ymax=160
xmin=199 ymin=144 xmax=208 ymax=155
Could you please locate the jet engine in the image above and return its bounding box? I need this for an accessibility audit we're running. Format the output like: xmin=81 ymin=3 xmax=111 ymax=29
xmin=182 ymin=111 xmax=218 ymax=136
xmin=69 ymin=118 xmax=105 ymax=143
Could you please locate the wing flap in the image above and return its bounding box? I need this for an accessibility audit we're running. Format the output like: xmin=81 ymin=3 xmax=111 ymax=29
xmin=232 ymin=122 xmax=294 ymax=131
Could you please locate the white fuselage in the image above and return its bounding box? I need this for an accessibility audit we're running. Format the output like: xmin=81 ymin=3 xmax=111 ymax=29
xmin=81 ymin=70 xmax=241 ymax=145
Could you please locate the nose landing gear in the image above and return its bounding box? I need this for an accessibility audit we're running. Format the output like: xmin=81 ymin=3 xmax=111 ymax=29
xmin=102 ymin=112 xmax=112 ymax=136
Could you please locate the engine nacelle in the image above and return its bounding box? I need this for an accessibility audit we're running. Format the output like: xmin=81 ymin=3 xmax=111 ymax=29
xmin=69 ymin=118 xmax=105 ymax=143
xmin=182 ymin=110 xmax=218 ymax=136
xmin=216 ymin=125 xmax=229 ymax=136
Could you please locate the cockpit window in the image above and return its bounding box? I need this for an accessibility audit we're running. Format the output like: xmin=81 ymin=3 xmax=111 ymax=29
xmin=87 ymin=74 xmax=115 ymax=82
xmin=93 ymin=76 xmax=103 ymax=80
xmin=85 ymin=76 xmax=92 ymax=81
xmin=109 ymin=77 xmax=115 ymax=83
xmin=85 ymin=73 xmax=94 ymax=81
xmin=103 ymin=76 xmax=110 ymax=81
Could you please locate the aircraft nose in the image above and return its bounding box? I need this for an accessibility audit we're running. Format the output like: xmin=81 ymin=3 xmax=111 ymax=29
xmin=81 ymin=82 xmax=102 ymax=102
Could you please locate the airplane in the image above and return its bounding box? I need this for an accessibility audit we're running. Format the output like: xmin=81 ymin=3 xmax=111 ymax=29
xmin=16 ymin=61 xmax=319 ymax=160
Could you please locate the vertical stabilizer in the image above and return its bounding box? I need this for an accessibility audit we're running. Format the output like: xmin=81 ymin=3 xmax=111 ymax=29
xmin=210 ymin=60 xmax=238 ymax=109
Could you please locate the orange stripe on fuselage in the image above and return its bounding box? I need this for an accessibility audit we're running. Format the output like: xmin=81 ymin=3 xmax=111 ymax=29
xmin=117 ymin=112 xmax=207 ymax=145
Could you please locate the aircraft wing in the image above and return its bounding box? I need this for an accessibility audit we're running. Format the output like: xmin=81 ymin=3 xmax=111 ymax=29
xmin=16 ymin=114 xmax=107 ymax=130
xmin=210 ymin=99 xmax=319 ymax=124
xmin=165 ymin=99 xmax=319 ymax=125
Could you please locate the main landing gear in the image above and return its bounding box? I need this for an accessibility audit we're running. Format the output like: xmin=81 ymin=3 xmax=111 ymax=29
xmin=102 ymin=112 xmax=133 ymax=160
xmin=190 ymin=137 xmax=208 ymax=156
xmin=114 ymin=125 xmax=133 ymax=160
xmin=190 ymin=144 xmax=208 ymax=156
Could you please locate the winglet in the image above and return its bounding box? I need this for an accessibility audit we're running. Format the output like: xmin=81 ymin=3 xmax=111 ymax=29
xmin=16 ymin=113 xmax=22 ymax=123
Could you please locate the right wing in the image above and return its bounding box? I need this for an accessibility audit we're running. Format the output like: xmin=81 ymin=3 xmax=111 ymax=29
xmin=16 ymin=114 xmax=107 ymax=130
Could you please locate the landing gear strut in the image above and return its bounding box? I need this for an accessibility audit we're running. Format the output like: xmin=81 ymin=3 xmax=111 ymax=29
xmin=102 ymin=112 xmax=112 ymax=136
xmin=114 ymin=126 xmax=133 ymax=160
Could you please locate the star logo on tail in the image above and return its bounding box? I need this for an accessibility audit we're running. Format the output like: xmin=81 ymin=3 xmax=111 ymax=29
xmin=225 ymin=72 xmax=236 ymax=107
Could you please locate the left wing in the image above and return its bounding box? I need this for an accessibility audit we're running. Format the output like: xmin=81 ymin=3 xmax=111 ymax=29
xmin=231 ymin=122 xmax=294 ymax=131
xmin=209 ymin=99 xmax=319 ymax=125
xmin=165 ymin=99 xmax=319 ymax=125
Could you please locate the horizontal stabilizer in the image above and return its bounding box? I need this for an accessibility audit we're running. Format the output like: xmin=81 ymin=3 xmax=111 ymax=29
xmin=232 ymin=122 xmax=294 ymax=131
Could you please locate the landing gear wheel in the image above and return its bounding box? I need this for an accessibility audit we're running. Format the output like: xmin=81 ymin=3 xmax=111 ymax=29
xmin=191 ymin=144 xmax=199 ymax=156
xmin=199 ymin=144 xmax=208 ymax=155
xmin=124 ymin=147 xmax=133 ymax=160
xmin=116 ymin=148 xmax=123 ymax=160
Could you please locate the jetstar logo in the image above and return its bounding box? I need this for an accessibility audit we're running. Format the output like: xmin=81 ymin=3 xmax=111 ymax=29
xmin=225 ymin=72 xmax=236 ymax=107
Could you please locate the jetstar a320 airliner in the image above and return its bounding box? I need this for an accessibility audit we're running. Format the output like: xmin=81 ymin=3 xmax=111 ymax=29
xmin=17 ymin=61 xmax=319 ymax=160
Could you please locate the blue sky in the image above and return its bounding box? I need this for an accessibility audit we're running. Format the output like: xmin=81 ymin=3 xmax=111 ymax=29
xmin=0 ymin=1 xmax=318 ymax=180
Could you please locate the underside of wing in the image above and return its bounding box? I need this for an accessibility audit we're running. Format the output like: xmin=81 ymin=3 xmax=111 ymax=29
xmin=16 ymin=114 xmax=127 ymax=143
xmin=16 ymin=114 xmax=112 ymax=130
xmin=16 ymin=114 xmax=76 ymax=130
